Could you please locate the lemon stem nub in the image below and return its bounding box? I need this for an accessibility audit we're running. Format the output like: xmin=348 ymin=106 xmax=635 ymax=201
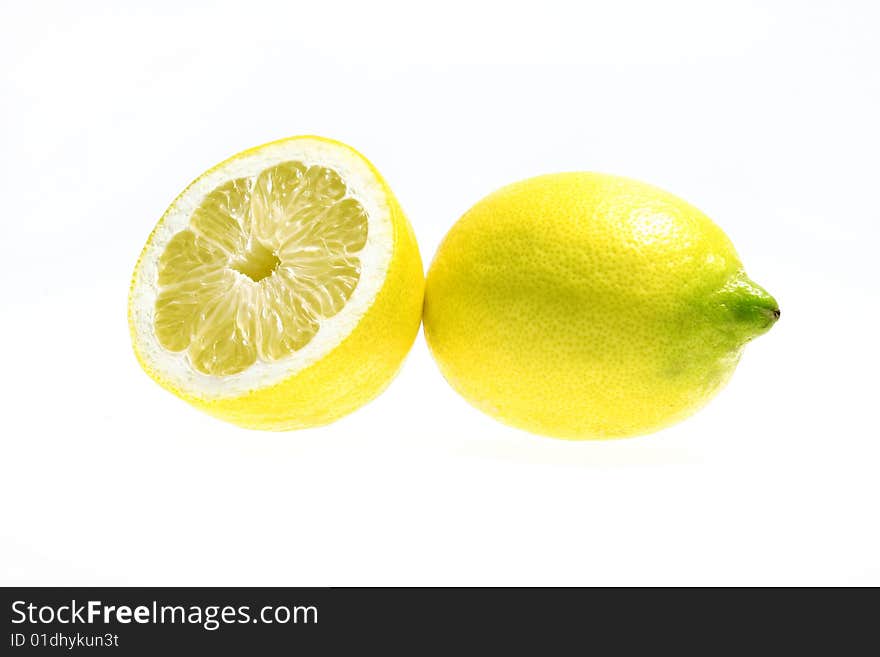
xmin=708 ymin=271 xmax=780 ymax=343
xmin=232 ymin=240 xmax=280 ymax=282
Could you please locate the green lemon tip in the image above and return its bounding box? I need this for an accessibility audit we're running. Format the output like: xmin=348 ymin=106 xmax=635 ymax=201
xmin=706 ymin=271 xmax=780 ymax=344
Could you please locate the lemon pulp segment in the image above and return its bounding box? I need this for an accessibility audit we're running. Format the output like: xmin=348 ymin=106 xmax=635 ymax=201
xmin=154 ymin=161 xmax=368 ymax=376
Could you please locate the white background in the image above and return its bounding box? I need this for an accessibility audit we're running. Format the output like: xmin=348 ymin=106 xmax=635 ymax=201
xmin=2 ymin=1 xmax=878 ymax=586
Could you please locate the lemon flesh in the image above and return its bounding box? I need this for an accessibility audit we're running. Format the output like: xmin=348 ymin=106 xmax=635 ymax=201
xmin=130 ymin=136 xmax=423 ymax=430
xmin=155 ymin=163 xmax=368 ymax=376
xmin=424 ymin=173 xmax=779 ymax=440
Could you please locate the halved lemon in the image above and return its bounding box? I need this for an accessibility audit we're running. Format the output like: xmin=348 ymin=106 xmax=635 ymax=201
xmin=129 ymin=136 xmax=424 ymax=430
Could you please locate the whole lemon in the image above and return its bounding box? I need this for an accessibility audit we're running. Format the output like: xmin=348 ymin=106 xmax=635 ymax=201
xmin=423 ymin=173 xmax=779 ymax=439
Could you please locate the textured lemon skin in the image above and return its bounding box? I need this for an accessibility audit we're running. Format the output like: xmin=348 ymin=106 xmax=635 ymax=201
xmin=129 ymin=136 xmax=424 ymax=430
xmin=424 ymin=173 xmax=777 ymax=439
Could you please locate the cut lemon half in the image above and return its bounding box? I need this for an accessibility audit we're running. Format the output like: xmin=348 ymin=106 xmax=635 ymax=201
xmin=129 ymin=136 xmax=424 ymax=430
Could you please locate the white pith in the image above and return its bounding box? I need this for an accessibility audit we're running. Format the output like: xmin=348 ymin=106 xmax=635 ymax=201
xmin=130 ymin=138 xmax=393 ymax=399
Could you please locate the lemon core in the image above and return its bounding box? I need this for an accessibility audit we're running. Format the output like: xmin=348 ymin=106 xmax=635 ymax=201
xmin=231 ymin=240 xmax=280 ymax=282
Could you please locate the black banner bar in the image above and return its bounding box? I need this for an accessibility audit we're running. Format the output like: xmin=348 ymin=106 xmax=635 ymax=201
xmin=1 ymin=587 xmax=872 ymax=653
